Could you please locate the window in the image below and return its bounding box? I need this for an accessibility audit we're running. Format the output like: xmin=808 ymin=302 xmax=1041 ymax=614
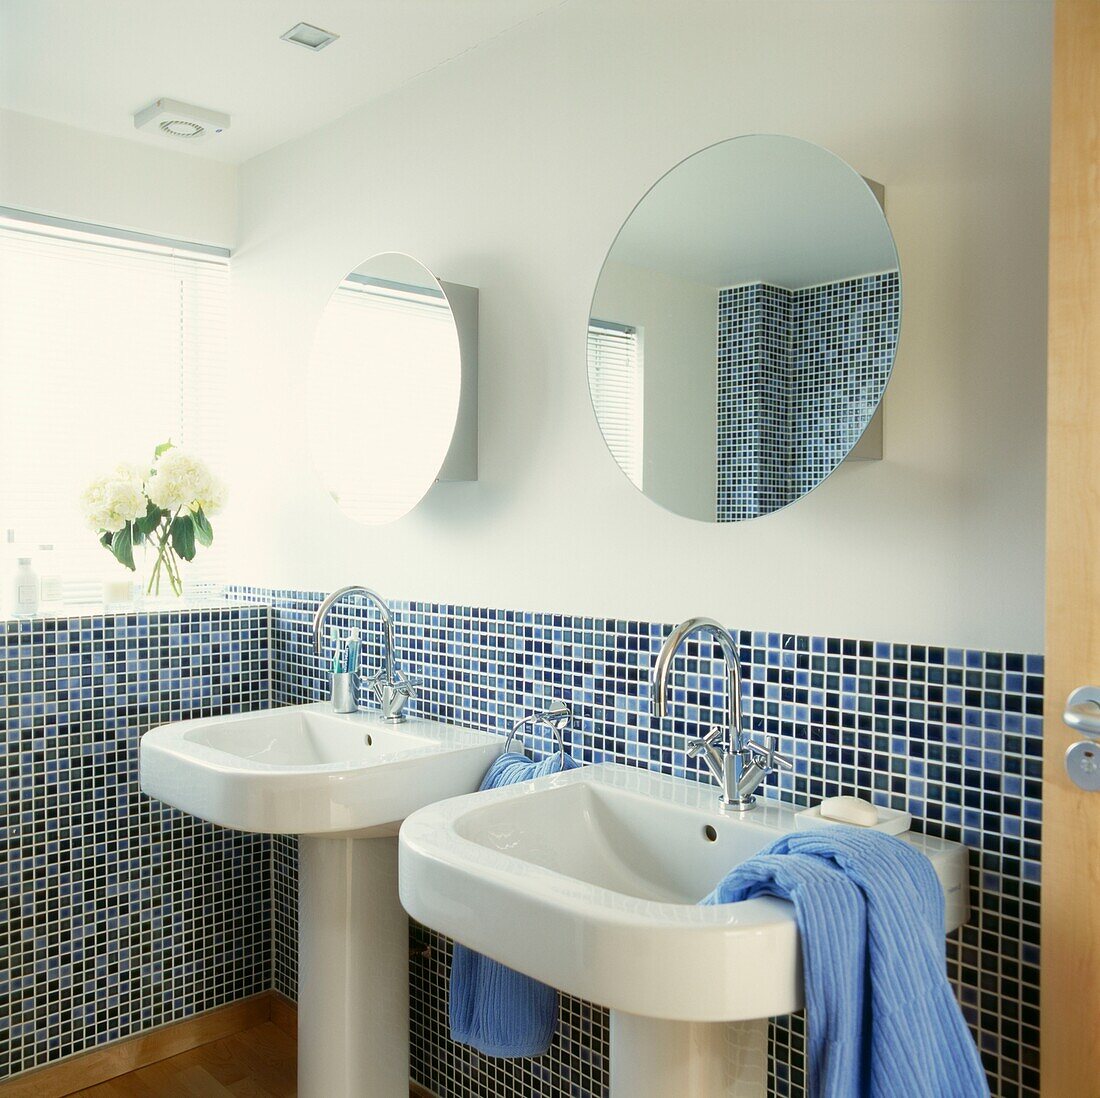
xmin=587 ymin=320 xmax=643 ymax=489
xmin=0 ymin=210 xmax=229 ymax=602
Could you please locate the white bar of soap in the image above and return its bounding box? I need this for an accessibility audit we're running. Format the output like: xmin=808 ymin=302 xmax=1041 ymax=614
xmin=819 ymin=795 xmax=880 ymax=826
xmin=795 ymin=797 xmax=911 ymax=834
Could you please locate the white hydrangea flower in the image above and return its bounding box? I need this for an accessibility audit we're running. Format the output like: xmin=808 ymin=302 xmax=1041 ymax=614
xmin=80 ymin=465 xmax=147 ymax=532
xmin=80 ymin=478 xmax=111 ymax=530
xmin=113 ymin=460 xmax=151 ymax=486
xmin=148 ymin=448 xmax=222 ymax=513
xmin=192 ymin=472 xmax=227 ymax=516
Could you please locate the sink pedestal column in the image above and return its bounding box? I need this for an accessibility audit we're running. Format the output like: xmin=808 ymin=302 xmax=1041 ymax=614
xmin=609 ymin=1012 xmax=768 ymax=1098
xmin=297 ymin=835 xmax=408 ymax=1098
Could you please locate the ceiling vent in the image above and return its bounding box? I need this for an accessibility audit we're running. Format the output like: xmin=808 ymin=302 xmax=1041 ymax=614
xmin=280 ymin=22 xmax=340 ymax=51
xmin=133 ymin=98 xmax=230 ymax=142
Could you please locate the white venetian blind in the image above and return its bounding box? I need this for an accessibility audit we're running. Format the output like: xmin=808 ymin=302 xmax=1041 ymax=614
xmin=0 ymin=211 xmax=230 ymax=601
xmin=587 ymin=321 xmax=643 ymax=489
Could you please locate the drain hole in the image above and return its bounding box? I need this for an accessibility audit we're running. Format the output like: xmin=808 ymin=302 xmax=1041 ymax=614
xmin=365 ymin=734 xmax=373 ymax=746
xmin=703 ymin=825 xmax=718 ymax=842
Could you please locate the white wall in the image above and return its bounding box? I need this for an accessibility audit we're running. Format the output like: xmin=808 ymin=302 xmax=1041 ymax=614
xmin=0 ymin=109 xmax=236 ymax=246
xmin=228 ymin=0 xmax=1051 ymax=652
xmin=592 ymin=260 xmax=718 ymax=520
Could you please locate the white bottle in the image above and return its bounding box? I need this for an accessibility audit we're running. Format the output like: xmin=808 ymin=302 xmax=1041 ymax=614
xmin=10 ymin=557 xmax=39 ymax=617
xmin=37 ymin=544 xmax=62 ymax=605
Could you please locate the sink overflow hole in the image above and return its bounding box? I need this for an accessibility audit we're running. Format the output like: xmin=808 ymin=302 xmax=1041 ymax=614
xmin=365 ymin=734 xmax=373 ymax=747
xmin=703 ymin=825 xmax=718 ymax=842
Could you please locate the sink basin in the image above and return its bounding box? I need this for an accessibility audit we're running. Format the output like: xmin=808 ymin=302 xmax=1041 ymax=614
xmin=140 ymin=701 xmax=503 ymax=1098
xmin=140 ymin=701 xmax=502 ymax=837
xmin=399 ymin=762 xmax=971 ymax=1097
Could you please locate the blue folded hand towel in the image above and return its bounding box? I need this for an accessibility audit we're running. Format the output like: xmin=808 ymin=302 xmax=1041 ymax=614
xmin=701 ymin=827 xmax=989 ymax=1098
xmin=449 ymin=750 xmax=580 ymax=1058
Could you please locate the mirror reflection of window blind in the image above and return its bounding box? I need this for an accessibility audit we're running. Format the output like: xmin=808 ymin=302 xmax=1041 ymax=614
xmin=588 ymin=321 xmax=643 ymax=489
xmin=307 ymin=277 xmax=460 ymax=525
xmin=0 ymin=212 xmax=230 ymax=603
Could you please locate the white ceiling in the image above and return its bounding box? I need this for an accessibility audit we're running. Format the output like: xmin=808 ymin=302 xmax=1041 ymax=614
xmin=0 ymin=0 xmax=563 ymax=164
xmin=608 ymin=134 xmax=899 ymax=289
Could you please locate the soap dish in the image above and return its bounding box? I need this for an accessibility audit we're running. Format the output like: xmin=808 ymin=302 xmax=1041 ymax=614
xmin=794 ymin=802 xmax=911 ymax=835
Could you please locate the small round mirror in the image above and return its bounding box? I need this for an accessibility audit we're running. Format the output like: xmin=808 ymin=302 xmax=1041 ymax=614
xmin=588 ymin=134 xmax=901 ymax=522
xmin=307 ymin=252 xmax=462 ymax=525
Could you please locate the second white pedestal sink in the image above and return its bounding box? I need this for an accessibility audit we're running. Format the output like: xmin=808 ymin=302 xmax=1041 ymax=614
xmin=399 ymin=762 xmax=971 ymax=1097
xmin=140 ymin=702 xmax=502 ymax=1098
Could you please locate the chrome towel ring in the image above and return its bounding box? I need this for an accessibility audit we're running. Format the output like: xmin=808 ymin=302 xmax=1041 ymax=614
xmin=504 ymin=699 xmax=572 ymax=767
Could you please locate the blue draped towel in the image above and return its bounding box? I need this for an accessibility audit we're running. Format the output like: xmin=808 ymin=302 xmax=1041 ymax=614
xmin=449 ymin=750 xmax=580 ymax=1058
xmin=701 ymin=827 xmax=989 ymax=1098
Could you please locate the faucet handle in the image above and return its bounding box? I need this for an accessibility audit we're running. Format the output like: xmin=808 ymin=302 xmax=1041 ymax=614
xmin=366 ymin=670 xmax=421 ymax=693
xmin=395 ymin=673 xmax=422 ymax=698
xmin=750 ymin=734 xmax=793 ymax=773
xmin=687 ymin=725 xmax=724 ymax=758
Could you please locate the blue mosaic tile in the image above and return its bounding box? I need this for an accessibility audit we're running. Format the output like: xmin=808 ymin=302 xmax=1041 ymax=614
xmin=717 ymin=272 xmax=900 ymax=521
xmin=0 ymin=605 xmax=271 ymax=1078
xmin=226 ymin=585 xmax=1041 ymax=1098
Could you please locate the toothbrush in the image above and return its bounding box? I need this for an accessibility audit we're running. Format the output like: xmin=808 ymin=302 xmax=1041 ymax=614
xmin=346 ymin=629 xmax=361 ymax=674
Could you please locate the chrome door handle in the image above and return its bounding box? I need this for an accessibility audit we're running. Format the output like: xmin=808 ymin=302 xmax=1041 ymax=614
xmin=1064 ymin=686 xmax=1100 ymax=739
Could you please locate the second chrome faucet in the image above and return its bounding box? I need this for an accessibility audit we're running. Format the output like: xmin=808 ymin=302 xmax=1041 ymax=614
xmin=312 ymin=585 xmax=422 ymax=722
xmin=652 ymin=616 xmax=792 ymax=811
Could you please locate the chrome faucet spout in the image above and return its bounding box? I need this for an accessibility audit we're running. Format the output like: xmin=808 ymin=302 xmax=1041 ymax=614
xmin=313 ymin=585 xmax=395 ymax=682
xmin=312 ymin=585 xmax=419 ymax=722
xmin=652 ymin=616 xmax=743 ymax=747
xmin=651 ymin=616 xmax=789 ymax=811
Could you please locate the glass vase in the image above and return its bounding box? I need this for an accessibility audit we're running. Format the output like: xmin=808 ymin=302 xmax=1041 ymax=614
xmin=140 ymin=540 xmax=184 ymax=604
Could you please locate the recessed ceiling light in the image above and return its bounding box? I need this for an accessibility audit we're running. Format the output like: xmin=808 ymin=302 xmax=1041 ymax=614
xmin=280 ymin=22 xmax=339 ymax=51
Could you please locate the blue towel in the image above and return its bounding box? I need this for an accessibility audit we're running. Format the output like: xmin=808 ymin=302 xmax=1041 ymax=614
xmin=449 ymin=750 xmax=580 ymax=1058
xmin=702 ymin=827 xmax=989 ymax=1098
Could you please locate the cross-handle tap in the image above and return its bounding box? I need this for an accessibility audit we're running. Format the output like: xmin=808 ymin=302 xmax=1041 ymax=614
xmin=653 ymin=617 xmax=791 ymax=811
xmin=364 ymin=665 xmax=423 ymax=722
xmin=312 ymin=585 xmax=421 ymax=723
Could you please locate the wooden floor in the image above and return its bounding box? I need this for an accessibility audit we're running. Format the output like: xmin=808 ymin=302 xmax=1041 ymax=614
xmin=65 ymin=1023 xmax=297 ymax=1098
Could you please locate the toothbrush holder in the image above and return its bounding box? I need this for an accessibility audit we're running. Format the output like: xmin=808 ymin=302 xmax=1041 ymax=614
xmin=331 ymin=670 xmax=360 ymax=714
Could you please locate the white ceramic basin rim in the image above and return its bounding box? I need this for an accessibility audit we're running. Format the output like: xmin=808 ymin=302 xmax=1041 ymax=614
xmin=179 ymin=707 xmax=435 ymax=768
xmin=140 ymin=702 xmax=503 ymax=838
xmin=399 ymin=762 xmax=971 ymax=1022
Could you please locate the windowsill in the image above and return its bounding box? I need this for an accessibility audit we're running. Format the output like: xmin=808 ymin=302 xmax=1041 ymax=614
xmin=0 ymin=596 xmax=259 ymax=626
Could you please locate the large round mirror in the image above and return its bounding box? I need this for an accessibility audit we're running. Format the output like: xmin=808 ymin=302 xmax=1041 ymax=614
xmin=588 ymin=134 xmax=901 ymax=522
xmin=307 ymin=252 xmax=462 ymax=524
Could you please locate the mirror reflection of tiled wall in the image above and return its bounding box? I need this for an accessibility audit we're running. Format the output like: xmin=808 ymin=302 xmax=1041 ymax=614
xmin=717 ymin=271 xmax=900 ymax=520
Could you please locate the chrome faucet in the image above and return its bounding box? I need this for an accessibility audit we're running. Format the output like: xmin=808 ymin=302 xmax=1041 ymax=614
xmin=652 ymin=616 xmax=791 ymax=811
xmin=312 ymin=586 xmax=421 ymax=722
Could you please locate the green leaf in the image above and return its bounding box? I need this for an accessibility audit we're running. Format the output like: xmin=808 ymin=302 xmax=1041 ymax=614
xmin=111 ymin=525 xmax=136 ymax=571
xmin=192 ymin=508 xmax=214 ymax=547
xmin=135 ymin=500 xmax=165 ymax=538
xmin=99 ymin=530 xmax=113 ymax=550
xmin=154 ymin=439 xmax=174 ymax=458
xmin=170 ymin=514 xmax=196 ymax=562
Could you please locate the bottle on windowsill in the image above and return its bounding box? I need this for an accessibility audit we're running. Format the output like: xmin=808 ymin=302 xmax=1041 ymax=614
xmin=37 ymin=544 xmax=62 ymax=607
xmin=10 ymin=556 xmax=39 ymax=617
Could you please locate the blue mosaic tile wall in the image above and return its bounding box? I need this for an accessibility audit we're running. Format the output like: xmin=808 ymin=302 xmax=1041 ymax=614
xmin=226 ymin=586 xmax=1042 ymax=1098
xmin=0 ymin=605 xmax=272 ymax=1080
xmin=717 ymin=282 xmax=791 ymax=519
xmin=717 ymin=272 xmax=900 ymax=521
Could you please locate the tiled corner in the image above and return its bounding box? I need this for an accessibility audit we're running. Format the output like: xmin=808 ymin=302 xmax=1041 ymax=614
xmin=0 ymin=605 xmax=272 ymax=1077
xmin=717 ymin=272 xmax=900 ymax=521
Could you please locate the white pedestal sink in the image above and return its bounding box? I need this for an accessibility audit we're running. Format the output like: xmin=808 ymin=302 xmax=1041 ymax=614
xmin=140 ymin=702 xmax=502 ymax=1098
xmin=399 ymin=762 xmax=971 ymax=1098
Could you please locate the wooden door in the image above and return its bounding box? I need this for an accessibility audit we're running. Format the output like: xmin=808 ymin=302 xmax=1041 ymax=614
xmin=1043 ymin=1 xmax=1100 ymax=1094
